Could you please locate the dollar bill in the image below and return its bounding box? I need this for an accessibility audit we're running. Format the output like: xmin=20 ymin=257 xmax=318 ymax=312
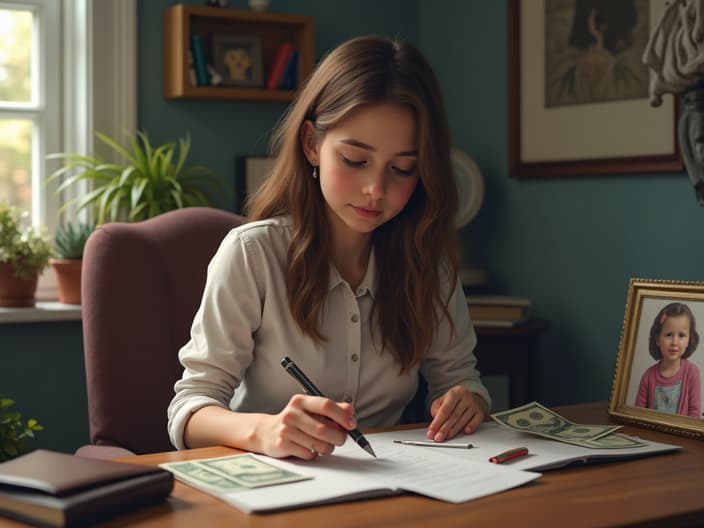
xmin=161 ymin=453 xmax=311 ymax=492
xmin=577 ymin=433 xmax=647 ymax=449
xmin=198 ymin=453 xmax=311 ymax=487
xmin=160 ymin=461 xmax=248 ymax=492
xmin=491 ymin=401 xmax=623 ymax=446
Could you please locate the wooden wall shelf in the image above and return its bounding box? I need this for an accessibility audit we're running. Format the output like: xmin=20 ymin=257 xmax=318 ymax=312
xmin=163 ymin=3 xmax=315 ymax=102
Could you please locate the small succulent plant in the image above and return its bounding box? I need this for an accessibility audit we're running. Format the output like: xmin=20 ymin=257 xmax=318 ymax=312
xmin=53 ymin=222 xmax=95 ymax=260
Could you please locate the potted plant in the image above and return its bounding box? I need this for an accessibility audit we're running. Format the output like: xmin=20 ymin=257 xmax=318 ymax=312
xmin=47 ymin=130 xmax=229 ymax=224
xmin=0 ymin=398 xmax=42 ymax=462
xmin=0 ymin=202 xmax=54 ymax=307
xmin=49 ymin=222 xmax=94 ymax=305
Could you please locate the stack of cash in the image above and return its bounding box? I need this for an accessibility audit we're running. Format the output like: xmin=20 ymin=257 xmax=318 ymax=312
xmin=161 ymin=453 xmax=311 ymax=493
xmin=491 ymin=402 xmax=646 ymax=449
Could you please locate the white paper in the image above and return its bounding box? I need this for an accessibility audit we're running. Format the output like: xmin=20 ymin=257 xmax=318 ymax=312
xmin=206 ymin=434 xmax=540 ymax=512
xmin=375 ymin=422 xmax=681 ymax=472
xmin=175 ymin=422 xmax=679 ymax=513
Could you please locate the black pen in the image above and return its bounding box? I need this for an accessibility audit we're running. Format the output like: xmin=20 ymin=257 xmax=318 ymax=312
xmin=281 ymin=356 xmax=376 ymax=458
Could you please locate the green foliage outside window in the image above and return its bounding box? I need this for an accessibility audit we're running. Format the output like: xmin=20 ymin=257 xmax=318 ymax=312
xmin=0 ymin=9 xmax=33 ymax=211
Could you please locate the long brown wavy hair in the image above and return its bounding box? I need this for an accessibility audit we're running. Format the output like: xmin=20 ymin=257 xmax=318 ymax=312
xmin=247 ymin=35 xmax=459 ymax=372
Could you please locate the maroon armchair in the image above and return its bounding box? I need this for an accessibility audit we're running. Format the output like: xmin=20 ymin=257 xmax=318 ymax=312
xmin=77 ymin=207 xmax=246 ymax=458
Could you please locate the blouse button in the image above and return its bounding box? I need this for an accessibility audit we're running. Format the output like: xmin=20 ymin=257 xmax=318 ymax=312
xmin=351 ymin=313 xmax=359 ymax=323
xmin=351 ymin=353 xmax=359 ymax=362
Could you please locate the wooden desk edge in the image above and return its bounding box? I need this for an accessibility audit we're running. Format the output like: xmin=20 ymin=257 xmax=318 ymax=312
xmin=108 ymin=402 xmax=704 ymax=528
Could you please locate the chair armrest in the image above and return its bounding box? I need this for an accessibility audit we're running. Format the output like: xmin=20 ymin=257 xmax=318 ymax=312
xmin=75 ymin=444 xmax=137 ymax=459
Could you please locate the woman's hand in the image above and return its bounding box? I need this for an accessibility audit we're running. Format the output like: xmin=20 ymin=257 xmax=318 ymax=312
xmin=426 ymin=386 xmax=488 ymax=442
xmin=256 ymin=394 xmax=356 ymax=460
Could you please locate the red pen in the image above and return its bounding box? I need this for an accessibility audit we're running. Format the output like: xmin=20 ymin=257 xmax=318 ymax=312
xmin=489 ymin=447 xmax=529 ymax=464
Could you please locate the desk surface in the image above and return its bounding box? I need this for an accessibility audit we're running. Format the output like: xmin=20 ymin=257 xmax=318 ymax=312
xmin=2 ymin=403 xmax=703 ymax=528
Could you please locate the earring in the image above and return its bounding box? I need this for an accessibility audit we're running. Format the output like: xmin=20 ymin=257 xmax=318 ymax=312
xmin=312 ymin=166 xmax=318 ymax=179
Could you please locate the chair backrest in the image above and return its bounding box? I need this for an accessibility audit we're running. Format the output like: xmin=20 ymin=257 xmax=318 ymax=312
xmin=81 ymin=207 xmax=246 ymax=454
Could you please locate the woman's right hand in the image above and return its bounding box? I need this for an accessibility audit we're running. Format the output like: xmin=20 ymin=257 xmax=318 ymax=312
xmin=256 ymin=394 xmax=356 ymax=459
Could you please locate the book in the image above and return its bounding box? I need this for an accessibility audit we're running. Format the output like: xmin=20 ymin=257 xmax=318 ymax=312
xmin=265 ymin=42 xmax=294 ymax=90
xmin=190 ymin=34 xmax=210 ymax=86
xmin=278 ymin=49 xmax=299 ymax=90
xmin=471 ymin=318 xmax=527 ymax=328
xmin=161 ymin=438 xmax=541 ymax=513
xmin=187 ymin=51 xmax=197 ymax=86
xmin=379 ymin=423 xmax=681 ymax=472
xmin=467 ymin=295 xmax=531 ymax=322
xmin=388 ymin=422 xmax=680 ymax=472
xmin=0 ymin=449 xmax=173 ymax=527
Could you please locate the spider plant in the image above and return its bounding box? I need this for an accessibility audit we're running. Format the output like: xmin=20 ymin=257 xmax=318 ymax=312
xmin=47 ymin=130 xmax=229 ymax=224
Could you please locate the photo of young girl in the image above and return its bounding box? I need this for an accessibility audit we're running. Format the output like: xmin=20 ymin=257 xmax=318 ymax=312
xmin=635 ymin=302 xmax=702 ymax=418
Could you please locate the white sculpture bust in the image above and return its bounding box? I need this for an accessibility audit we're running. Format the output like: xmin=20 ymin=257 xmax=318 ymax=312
xmin=644 ymin=0 xmax=704 ymax=203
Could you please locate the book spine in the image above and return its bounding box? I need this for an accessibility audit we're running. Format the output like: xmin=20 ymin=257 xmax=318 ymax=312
xmin=187 ymin=51 xmax=197 ymax=86
xmin=278 ymin=50 xmax=299 ymax=90
xmin=266 ymin=42 xmax=294 ymax=90
xmin=190 ymin=35 xmax=210 ymax=86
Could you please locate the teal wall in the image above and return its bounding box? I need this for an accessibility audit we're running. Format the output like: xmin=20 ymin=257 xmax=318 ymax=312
xmin=1 ymin=322 xmax=88 ymax=453
xmin=420 ymin=1 xmax=704 ymax=405
xmin=5 ymin=0 xmax=701 ymax=454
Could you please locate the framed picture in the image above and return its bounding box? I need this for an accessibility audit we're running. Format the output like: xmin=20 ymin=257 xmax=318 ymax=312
xmin=235 ymin=156 xmax=274 ymax=213
xmin=609 ymin=278 xmax=704 ymax=439
xmin=508 ymin=0 xmax=683 ymax=177
xmin=212 ymin=34 xmax=264 ymax=87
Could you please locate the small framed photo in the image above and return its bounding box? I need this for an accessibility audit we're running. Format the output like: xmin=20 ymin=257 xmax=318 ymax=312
xmin=609 ymin=278 xmax=704 ymax=439
xmin=235 ymin=156 xmax=274 ymax=213
xmin=212 ymin=34 xmax=263 ymax=87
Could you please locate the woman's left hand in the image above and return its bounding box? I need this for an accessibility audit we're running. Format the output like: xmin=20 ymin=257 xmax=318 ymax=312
xmin=426 ymin=386 xmax=488 ymax=442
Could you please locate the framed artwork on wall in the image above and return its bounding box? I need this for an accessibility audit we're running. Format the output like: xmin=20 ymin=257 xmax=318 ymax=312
xmin=235 ymin=156 xmax=274 ymax=213
xmin=508 ymin=0 xmax=683 ymax=177
xmin=609 ymin=278 xmax=704 ymax=439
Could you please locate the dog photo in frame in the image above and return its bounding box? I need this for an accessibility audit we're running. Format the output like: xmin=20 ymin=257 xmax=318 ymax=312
xmin=212 ymin=34 xmax=264 ymax=87
xmin=609 ymin=278 xmax=704 ymax=439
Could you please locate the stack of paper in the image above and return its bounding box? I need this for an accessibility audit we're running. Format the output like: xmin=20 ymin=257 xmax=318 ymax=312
xmin=159 ymin=402 xmax=682 ymax=514
xmin=161 ymin=444 xmax=540 ymax=513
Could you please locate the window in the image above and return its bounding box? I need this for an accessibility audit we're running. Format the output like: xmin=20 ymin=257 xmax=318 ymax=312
xmin=0 ymin=0 xmax=59 ymax=229
xmin=0 ymin=0 xmax=136 ymax=301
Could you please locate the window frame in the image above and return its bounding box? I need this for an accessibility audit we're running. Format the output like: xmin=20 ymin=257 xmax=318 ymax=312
xmin=0 ymin=0 xmax=60 ymax=227
xmin=0 ymin=0 xmax=136 ymax=301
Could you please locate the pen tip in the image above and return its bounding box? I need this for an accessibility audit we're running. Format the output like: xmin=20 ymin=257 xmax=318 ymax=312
xmin=363 ymin=444 xmax=377 ymax=458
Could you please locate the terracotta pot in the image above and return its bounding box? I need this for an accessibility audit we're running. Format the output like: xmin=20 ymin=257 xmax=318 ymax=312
xmin=0 ymin=261 xmax=39 ymax=307
xmin=50 ymin=258 xmax=83 ymax=305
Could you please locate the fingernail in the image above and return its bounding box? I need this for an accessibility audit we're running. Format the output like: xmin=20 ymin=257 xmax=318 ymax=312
xmin=426 ymin=429 xmax=435 ymax=439
xmin=434 ymin=431 xmax=444 ymax=442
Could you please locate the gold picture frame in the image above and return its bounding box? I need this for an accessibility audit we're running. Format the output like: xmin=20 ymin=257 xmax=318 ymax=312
xmin=609 ymin=278 xmax=704 ymax=438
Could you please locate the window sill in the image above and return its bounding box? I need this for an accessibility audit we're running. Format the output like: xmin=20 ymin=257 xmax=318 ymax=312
xmin=0 ymin=302 xmax=82 ymax=324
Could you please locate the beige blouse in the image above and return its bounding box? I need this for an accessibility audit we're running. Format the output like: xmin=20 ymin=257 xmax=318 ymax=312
xmin=168 ymin=216 xmax=490 ymax=449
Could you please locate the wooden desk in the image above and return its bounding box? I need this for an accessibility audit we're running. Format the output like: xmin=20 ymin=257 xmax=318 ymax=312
xmin=1 ymin=403 xmax=703 ymax=528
